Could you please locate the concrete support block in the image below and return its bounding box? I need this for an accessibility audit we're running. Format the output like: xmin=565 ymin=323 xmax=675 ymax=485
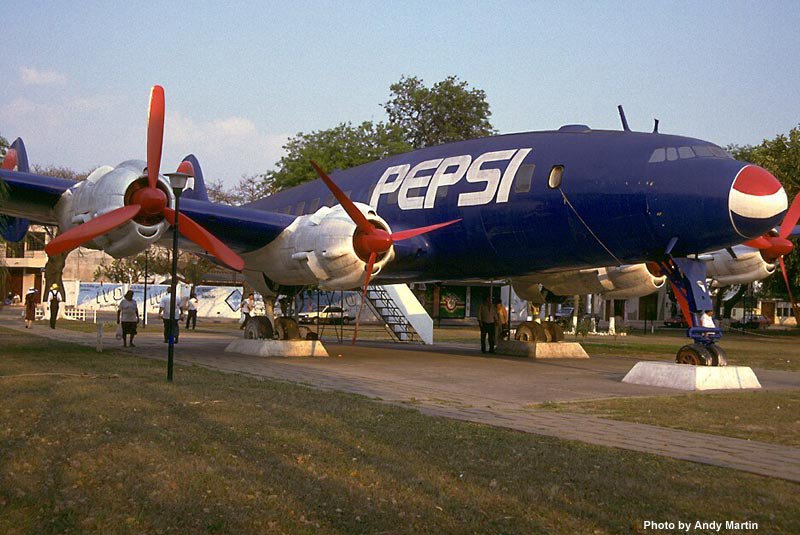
xmin=225 ymin=339 xmax=329 ymax=358
xmin=495 ymin=340 xmax=589 ymax=359
xmin=535 ymin=342 xmax=589 ymax=359
xmin=622 ymin=361 xmax=761 ymax=391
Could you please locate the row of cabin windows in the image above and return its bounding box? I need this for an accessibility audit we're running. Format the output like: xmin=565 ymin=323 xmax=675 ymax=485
xmin=777 ymin=307 xmax=795 ymax=318
xmin=276 ymin=165 xmax=568 ymax=215
xmin=648 ymin=145 xmax=732 ymax=163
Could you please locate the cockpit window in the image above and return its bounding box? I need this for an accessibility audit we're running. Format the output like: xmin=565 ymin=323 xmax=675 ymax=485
xmin=648 ymin=148 xmax=666 ymax=163
xmin=709 ymin=146 xmax=732 ymax=158
xmin=666 ymin=147 xmax=678 ymax=161
xmin=649 ymin=144 xmax=731 ymax=163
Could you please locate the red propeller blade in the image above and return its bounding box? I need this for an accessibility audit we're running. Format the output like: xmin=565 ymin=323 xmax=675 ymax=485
xmin=391 ymin=219 xmax=462 ymax=242
xmin=778 ymin=257 xmax=800 ymax=322
xmin=45 ymin=205 xmax=142 ymax=255
xmin=743 ymin=236 xmax=772 ymax=250
xmin=1 ymin=148 xmax=18 ymax=170
xmin=779 ymin=194 xmax=800 ymax=240
xmin=310 ymin=160 xmax=372 ymax=233
xmin=147 ymin=85 xmax=165 ymax=189
xmin=351 ymin=251 xmax=378 ymax=345
xmin=163 ymin=207 xmax=245 ymax=271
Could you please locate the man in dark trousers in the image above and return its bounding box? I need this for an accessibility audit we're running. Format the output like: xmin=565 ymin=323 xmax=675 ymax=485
xmin=477 ymin=294 xmax=499 ymax=353
xmin=47 ymin=283 xmax=63 ymax=329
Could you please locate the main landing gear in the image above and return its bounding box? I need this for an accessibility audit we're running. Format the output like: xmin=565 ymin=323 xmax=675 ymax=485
xmin=655 ymin=257 xmax=727 ymax=366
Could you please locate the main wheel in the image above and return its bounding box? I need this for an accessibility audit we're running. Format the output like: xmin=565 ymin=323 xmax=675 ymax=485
xmin=515 ymin=321 xmax=547 ymax=343
xmin=675 ymin=343 xmax=712 ymax=366
xmin=542 ymin=320 xmax=564 ymax=343
xmin=275 ymin=317 xmax=301 ymax=340
xmin=706 ymin=344 xmax=728 ymax=367
xmin=243 ymin=317 xmax=274 ymax=340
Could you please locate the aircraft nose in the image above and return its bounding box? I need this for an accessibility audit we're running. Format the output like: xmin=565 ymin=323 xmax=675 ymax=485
xmin=729 ymin=165 xmax=787 ymax=238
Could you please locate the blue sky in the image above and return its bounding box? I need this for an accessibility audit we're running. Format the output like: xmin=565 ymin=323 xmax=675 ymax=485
xmin=2 ymin=1 xmax=798 ymax=187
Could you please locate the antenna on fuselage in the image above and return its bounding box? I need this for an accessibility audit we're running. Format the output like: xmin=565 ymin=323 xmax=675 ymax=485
xmin=653 ymin=119 xmax=659 ymax=133
xmin=617 ymin=105 xmax=630 ymax=132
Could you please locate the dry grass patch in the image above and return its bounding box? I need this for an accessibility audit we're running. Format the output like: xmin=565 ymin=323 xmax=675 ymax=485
xmin=1 ymin=328 xmax=799 ymax=534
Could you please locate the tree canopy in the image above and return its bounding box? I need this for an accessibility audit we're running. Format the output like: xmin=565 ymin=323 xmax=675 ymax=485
xmin=263 ymin=121 xmax=411 ymax=193
xmin=729 ymin=126 xmax=800 ymax=297
xmin=384 ymin=75 xmax=495 ymax=149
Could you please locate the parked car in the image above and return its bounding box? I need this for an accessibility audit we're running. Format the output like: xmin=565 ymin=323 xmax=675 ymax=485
xmin=297 ymin=305 xmax=355 ymax=325
xmin=731 ymin=314 xmax=772 ymax=329
xmin=554 ymin=306 xmax=574 ymax=319
xmin=663 ymin=316 xmax=689 ymax=328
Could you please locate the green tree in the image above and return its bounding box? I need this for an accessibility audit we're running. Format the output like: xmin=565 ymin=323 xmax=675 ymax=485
xmin=729 ymin=126 xmax=800 ymax=298
xmin=383 ymin=75 xmax=495 ymax=149
xmin=0 ymin=134 xmax=8 ymax=157
xmin=264 ymin=121 xmax=411 ymax=192
xmin=208 ymin=174 xmax=271 ymax=206
xmin=93 ymin=252 xmax=150 ymax=283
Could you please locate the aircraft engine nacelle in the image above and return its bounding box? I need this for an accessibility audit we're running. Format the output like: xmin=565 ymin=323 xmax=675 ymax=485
xmin=516 ymin=263 xmax=666 ymax=300
xmin=703 ymin=247 xmax=776 ymax=288
xmin=244 ymin=204 xmax=395 ymax=290
xmin=54 ymin=160 xmax=174 ymax=258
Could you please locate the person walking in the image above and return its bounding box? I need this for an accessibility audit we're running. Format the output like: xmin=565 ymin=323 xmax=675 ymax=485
xmin=240 ymin=292 xmax=255 ymax=329
xmin=159 ymin=292 xmax=183 ymax=343
xmin=185 ymin=292 xmax=198 ymax=330
xmin=24 ymin=287 xmax=38 ymax=328
xmin=46 ymin=283 xmax=63 ymax=329
xmin=117 ymin=290 xmax=140 ymax=347
xmin=477 ymin=294 xmax=500 ymax=353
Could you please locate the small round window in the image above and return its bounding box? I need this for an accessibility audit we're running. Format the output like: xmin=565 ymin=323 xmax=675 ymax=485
xmin=548 ymin=165 xmax=564 ymax=189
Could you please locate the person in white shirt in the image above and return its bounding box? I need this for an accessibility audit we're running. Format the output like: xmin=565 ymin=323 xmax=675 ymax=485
xmin=117 ymin=290 xmax=140 ymax=347
xmin=700 ymin=310 xmax=716 ymax=329
xmin=47 ymin=283 xmax=63 ymax=330
xmin=185 ymin=292 xmax=199 ymax=330
xmin=159 ymin=292 xmax=183 ymax=343
xmin=240 ymin=292 xmax=255 ymax=329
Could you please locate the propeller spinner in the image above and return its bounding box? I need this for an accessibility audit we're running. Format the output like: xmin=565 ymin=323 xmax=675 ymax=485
xmin=45 ymin=86 xmax=244 ymax=272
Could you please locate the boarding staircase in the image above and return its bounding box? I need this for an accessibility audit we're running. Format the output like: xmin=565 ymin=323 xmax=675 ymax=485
xmin=364 ymin=284 xmax=433 ymax=344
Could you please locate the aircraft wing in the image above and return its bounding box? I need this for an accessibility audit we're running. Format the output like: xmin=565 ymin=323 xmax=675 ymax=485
xmin=0 ymin=168 xmax=295 ymax=254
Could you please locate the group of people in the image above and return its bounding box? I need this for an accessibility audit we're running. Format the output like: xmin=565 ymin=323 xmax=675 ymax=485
xmin=477 ymin=295 xmax=508 ymax=354
xmin=20 ymin=284 xmax=63 ymax=329
xmin=119 ymin=290 xmax=199 ymax=347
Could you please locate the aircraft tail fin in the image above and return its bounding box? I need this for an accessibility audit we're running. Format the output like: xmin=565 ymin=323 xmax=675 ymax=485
xmin=0 ymin=137 xmax=32 ymax=242
xmin=181 ymin=154 xmax=209 ymax=201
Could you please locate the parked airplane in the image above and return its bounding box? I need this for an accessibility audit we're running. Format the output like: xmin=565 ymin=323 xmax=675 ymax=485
xmin=1 ymin=86 xmax=797 ymax=365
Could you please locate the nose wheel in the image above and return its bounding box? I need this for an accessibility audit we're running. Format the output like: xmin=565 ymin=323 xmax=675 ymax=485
xmin=675 ymin=343 xmax=728 ymax=366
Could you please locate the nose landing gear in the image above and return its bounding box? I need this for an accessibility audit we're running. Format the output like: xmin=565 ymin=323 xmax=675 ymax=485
xmin=656 ymin=257 xmax=728 ymax=366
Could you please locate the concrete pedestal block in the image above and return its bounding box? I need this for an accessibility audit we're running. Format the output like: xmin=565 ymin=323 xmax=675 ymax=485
xmin=622 ymin=361 xmax=761 ymax=391
xmin=495 ymin=339 xmax=537 ymax=357
xmin=225 ymin=339 xmax=329 ymax=358
xmin=535 ymin=342 xmax=589 ymax=359
xmin=495 ymin=340 xmax=589 ymax=359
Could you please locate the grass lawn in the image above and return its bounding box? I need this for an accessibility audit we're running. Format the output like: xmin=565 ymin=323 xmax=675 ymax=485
xmin=540 ymin=391 xmax=800 ymax=447
xmin=1 ymin=328 xmax=799 ymax=534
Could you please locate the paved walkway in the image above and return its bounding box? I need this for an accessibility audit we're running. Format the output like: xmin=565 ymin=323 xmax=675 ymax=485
xmin=3 ymin=313 xmax=800 ymax=483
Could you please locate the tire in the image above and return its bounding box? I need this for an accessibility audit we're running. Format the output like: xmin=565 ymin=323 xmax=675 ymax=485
xmin=706 ymin=344 xmax=728 ymax=367
xmin=542 ymin=321 xmax=564 ymax=343
xmin=243 ymin=317 xmax=274 ymax=340
xmin=515 ymin=321 xmax=546 ymax=343
xmin=675 ymin=343 xmax=712 ymax=366
xmin=275 ymin=317 xmax=301 ymax=340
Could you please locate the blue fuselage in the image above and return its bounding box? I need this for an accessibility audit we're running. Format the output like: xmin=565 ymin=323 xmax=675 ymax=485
xmin=242 ymin=129 xmax=767 ymax=281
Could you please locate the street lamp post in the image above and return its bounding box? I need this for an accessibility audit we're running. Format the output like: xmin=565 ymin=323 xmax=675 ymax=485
xmin=164 ymin=171 xmax=189 ymax=382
